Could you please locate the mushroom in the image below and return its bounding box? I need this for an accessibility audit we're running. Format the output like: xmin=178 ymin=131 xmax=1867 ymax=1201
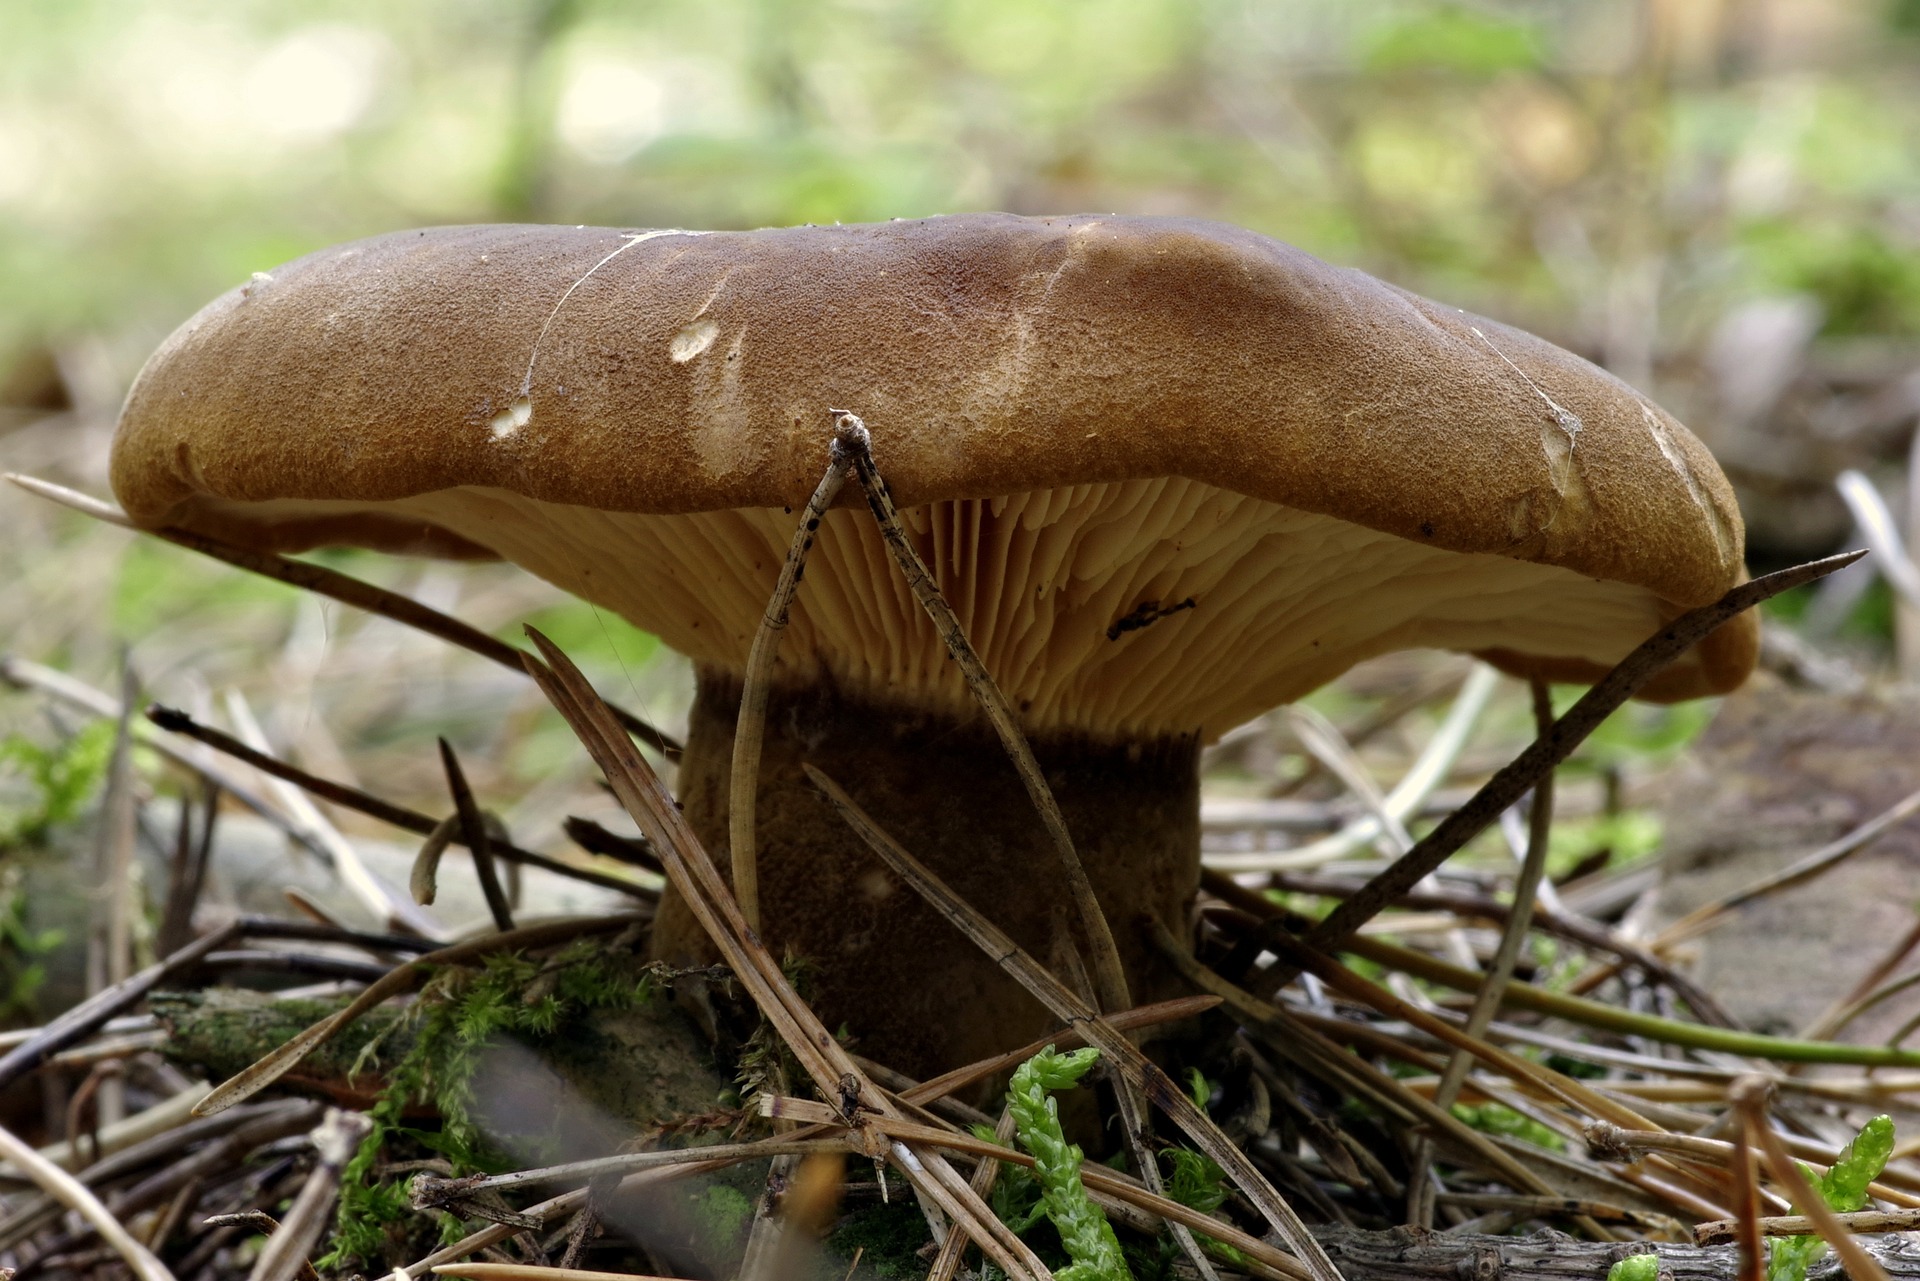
xmin=109 ymin=215 xmax=1755 ymax=1076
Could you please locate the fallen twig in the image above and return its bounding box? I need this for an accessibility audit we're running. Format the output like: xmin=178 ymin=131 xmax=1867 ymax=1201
xmin=1730 ymin=1075 xmax=1891 ymax=1281
xmin=1696 ymin=1205 xmax=1920 ymax=1243
xmin=1411 ymin=678 xmax=1557 ymax=1226
xmin=244 ymin=1109 xmax=374 ymax=1281
xmin=438 ymin=738 xmax=514 ymax=932
xmin=192 ymin=914 xmax=645 ymax=1116
xmin=1211 ymin=880 xmax=1920 ymax=1066
xmin=520 ymin=628 xmax=1049 ymax=1281
xmin=834 ymin=410 xmax=1227 ymax=1275
xmin=147 ymin=705 xmax=647 ymax=900
xmin=727 ymin=416 xmax=855 ymax=931
xmin=5 ymin=471 xmax=681 ymax=757
xmin=1265 ymin=550 xmax=1864 ymax=985
xmin=0 ymin=1118 xmax=177 ymax=1281
xmin=0 ymin=924 xmax=238 ymax=1095
xmin=834 ymin=412 xmax=1131 ymax=1018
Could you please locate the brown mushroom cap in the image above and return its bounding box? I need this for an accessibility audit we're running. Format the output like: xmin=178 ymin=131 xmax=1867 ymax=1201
xmin=110 ymin=215 xmax=1755 ymax=736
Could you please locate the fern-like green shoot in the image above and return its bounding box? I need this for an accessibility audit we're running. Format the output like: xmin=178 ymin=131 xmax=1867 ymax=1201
xmin=1007 ymin=1046 xmax=1133 ymax=1281
xmin=1768 ymin=1113 xmax=1893 ymax=1281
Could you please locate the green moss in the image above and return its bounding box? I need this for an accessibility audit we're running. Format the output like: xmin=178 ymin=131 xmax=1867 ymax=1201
xmin=319 ymin=939 xmax=681 ymax=1272
xmin=154 ymin=990 xmax=410 ymax=1085
xmin=0 ymin=720 xmax=115 ymax=848
xmin=691 ymin=1183 xmax=754 ymax=1258
xmin=826 ymin=1202 xmax=937 ymax=1279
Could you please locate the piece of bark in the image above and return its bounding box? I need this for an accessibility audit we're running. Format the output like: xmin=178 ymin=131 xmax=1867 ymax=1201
xmin=154 ymin=985 xmax=730 ymax=1133
xmin=1314 ymin=1223 xmax=1920 ymax=1281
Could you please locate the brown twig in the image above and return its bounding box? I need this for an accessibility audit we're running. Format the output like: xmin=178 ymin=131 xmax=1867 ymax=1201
xmin=1583 ymin=1124 xmax=1920 ymax=1209
xmin=1696 ymin=1206 xmax=1920 ymax=1243
xmin=1440 ymin=679 xmax=1557 ymax=1085
xmin=438 ymin=738 xmax=515 ymax=932
xmin=1255 ymin=926 xmax=1657 ymax=1131
xmin=1730 ymin=1075 xmax=1893 ymax=1281
xmin=833 ymin=412 xmax=1224 ymax=1273
xmin=383 ymin=994 xmax=1228 ymax=1281
xmin=1148 ymin=920 xmax=1582 ymax=1206
xmin=728 ymin=419 xmax=854 ymax=931
xmin=760 ymin=1101 xmax=1309 ymax=1280
xmin=0 ymin=923 xmax=239 ymax=1094
xmin=244 ymin=1109 xmax=374 ymax=1281
xmin=1209 ymin=877 xmax=1920 ymax=1066
xmin=1264 ymin=550 xmax=1864 ymax=987
xmin=926 ymin=1106 xmax=1016 ymax=1281
xmin=0 ymin=1118 xmax=177 ymax=1281
xmin=1720 ymin=1106 xmax=1758 ymax=1281
xmin=145 ymin=1175 xmax=203 ymax=1256
xmin=1252 ymin=870 xmax=1737 ymax=1027
xmin=833 ymin=412 xmax=1132 ymax=1018
xmin=560 ymin=816 xmax=662 ymax=875
xmin=156 ymin=782 xmax=219 ymax=956
xmin=1412 ymin=678 xmax=1559 ymax=1225
xmin=146 ymin=705 xmax=646 ymax=900
xmin=519 ymin=628 xmax=1049 ymax=1281
xmin=904 ymin=994 xmax=1220 ymax=1108
xmin=413 ymin=1140 xmax=856 ymax=1200
xmin=4 ymin=472 xmax=682 ymax=757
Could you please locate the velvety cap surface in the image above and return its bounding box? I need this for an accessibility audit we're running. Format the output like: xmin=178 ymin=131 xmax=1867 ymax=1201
xmin=110 ymin=215 xmax=1756 ymax=732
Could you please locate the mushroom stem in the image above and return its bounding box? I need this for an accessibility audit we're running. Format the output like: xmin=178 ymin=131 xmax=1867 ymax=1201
xmin=653 ymin=672 xmax=1202 ymax=1078
xmin=837 ymin=414 xmax=1133 ymax=1024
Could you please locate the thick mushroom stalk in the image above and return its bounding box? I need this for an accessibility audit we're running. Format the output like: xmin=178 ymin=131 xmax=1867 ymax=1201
xmin=662 ymin=673 xmax=1199 ymax=1076
xmin=107 ymin=214 xmax=1758 ymax=1074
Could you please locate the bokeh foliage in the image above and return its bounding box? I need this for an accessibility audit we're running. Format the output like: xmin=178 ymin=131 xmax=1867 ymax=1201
xmin=2 ymin=0 xmax=1916 ymax=819
xmin=6 ymin=0 xmax=1918 ymax=370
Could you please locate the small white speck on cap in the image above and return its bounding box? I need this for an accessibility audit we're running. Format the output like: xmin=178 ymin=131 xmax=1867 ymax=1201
xmin=670 ymin=318 xmax=720 ymax=362
xmin=489 ymin=396 xmax=533 ymax=438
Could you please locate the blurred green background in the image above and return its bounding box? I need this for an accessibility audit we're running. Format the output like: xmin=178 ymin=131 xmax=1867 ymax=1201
xmin=2 ymin=0 xmax=1917 ymax=846
xmin=7 ymin=0 xmax=1920 ymax=560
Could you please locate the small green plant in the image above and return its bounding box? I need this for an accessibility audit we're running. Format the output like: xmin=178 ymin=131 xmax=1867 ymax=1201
xmin=1160 ymin=1146 xmax=1249 ymax=1270
xmin=1769 ymin=1114 xmax=1894 ymax=1281
xmin=1605 ymin=1253 xmax=1660 ymax=1281
xmin=0 ymin=868 xmax=61 ymax=1021
xmin=0 ymin=721 xmax=115 ymax=846
xmin=1007 ymin=1046 xmax=1132 ymax=1281
xmin=969 ymin=1121 xmax=1048 ymax=1233
xmin=1450 ymin=1102 xmax=1565 ymax=1152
